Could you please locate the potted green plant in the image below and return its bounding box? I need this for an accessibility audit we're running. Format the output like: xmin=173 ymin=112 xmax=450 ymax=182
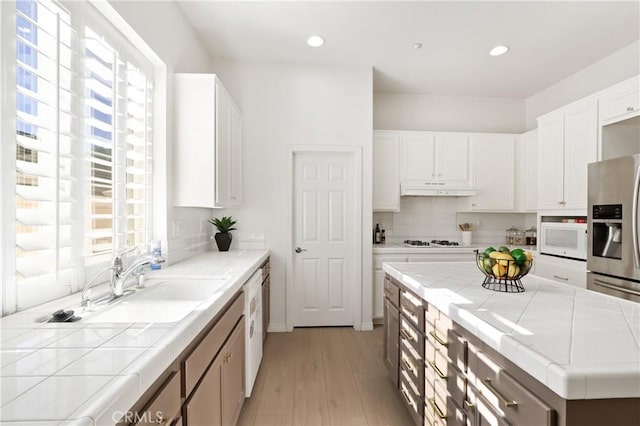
xmin=208 ymin=216 xmax=237 ymax=252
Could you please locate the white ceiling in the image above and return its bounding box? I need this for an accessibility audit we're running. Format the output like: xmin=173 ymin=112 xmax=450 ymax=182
xmin=176 ymin=1 xmax=640 ymax=98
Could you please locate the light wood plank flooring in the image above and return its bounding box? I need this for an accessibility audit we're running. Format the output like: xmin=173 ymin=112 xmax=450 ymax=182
xmin=238 ymin=326 xmax=414 ymax=426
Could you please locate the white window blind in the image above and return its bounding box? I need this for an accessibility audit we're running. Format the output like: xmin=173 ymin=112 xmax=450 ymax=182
xmin=14 ymin=0 xmax=79 ymax=304
xmin=6 ymin=0 xmax=155 ymax=312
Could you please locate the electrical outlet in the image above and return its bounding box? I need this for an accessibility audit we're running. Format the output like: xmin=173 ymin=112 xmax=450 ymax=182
xmin=172 ymin=221 xmax=183 ymax=237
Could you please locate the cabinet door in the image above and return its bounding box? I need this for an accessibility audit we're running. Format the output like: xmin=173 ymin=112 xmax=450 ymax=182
xmin=383 ymin=298 xmax=400 ymax=386
xmin=435 ymin=134 xmax=471 ymax=186
xmin=401 ymin=133 xmax=435 ymax=181
xmin=563 ymin=100 xmax=597 ymax=210
xmin=469 ymin=135 xmax=516 ymax=211
xmin=229 ymin=105 xmax=242 ymax=205
xmin=262 ymin=277 xmax=270 ymax=342
xmin=185 ymin=356 xmax=223 ymax=426
xmin=215 ymin=81 xmax=235 ymax=207
xmin=517 ymin=129 xmax=538 ymax=212
xmin=537 ymin=113 xmax=565 ymax=210
xmin=599 ymin=76 xmax=640 ymax=124
xmin=373 ymin=132 xmax=401 ymax=211
xmin=222 ymin=319 xmax=245 ymax=426
xmin=374 ymin=270 xmax=386 ymax=318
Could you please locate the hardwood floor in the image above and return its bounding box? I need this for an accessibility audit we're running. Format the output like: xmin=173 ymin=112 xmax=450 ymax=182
xmin=238 ymin=326 xmax=414 ymax=426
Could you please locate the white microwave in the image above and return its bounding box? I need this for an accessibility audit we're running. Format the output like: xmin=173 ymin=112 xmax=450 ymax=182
xmin=540 ymin=222 xmax=587 ymax=260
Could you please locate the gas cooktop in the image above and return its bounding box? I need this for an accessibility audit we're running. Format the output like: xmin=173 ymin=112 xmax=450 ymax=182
xmin=403 ymin=239 xmax=461 ymax=247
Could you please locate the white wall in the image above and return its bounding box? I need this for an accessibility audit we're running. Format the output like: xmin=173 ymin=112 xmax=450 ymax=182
xmin=108 ymin=0 xmax=216 ymax=261
xmin=373 ymin=93 xmax=526 ymax=133
xmin=208 ymin=60 xmax=374 ymax=331
xmin=525 ymin=41 xmax=640 ymax=129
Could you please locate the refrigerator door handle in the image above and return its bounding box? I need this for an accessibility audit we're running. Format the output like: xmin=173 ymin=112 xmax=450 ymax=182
xmin=633 ymin=166 xmax=640 ymax=269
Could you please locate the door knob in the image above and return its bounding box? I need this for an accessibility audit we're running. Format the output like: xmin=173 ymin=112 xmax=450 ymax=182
xmin=295 ymin=247 xmax=307 ymax=253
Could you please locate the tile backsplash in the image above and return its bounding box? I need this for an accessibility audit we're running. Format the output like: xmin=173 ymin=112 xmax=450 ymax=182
xmin=373 ymin=197 xmax=536 ymax=244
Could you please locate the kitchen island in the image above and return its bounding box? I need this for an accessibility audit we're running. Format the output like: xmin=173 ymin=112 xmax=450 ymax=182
xmin=383 ymin=261 xmax=640 ymax=426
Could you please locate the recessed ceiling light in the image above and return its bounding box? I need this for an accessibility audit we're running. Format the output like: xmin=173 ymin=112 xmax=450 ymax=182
xmin=489 ymin=45 xmax=510 ymax=56
xmin=413 ymin=43 xmax=423 ymax=49
xmin=307 ymin=35 xmax=325 ymax=47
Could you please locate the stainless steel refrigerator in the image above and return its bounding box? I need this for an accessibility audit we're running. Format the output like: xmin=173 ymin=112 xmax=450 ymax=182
xmin=587 ymin=153 xmax=640 ymax=302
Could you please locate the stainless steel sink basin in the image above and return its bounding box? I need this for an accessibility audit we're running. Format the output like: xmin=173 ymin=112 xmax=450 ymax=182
xmin=80 ymin=279 xmax=228 ymax=324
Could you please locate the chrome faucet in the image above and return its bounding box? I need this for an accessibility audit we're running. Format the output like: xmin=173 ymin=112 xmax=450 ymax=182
xmin=80 ymin=266 xmax=116 ymax=307
xmin=111 ymin=248 xmax=165 ymax=297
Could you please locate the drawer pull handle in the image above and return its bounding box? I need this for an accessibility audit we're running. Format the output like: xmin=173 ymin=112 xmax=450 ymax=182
xmin=463 ymin=400 xmax=475 ymax=411
xmin=553 ymin=275 xmax=569 ymax=281
xmin=400 ymin=328 xmax=415 ymax=342
xmin=402 ymin=359 xmax=416 ymax=376
xmin=427 ymin=397 xmax=447 ymax=420
xmin=403 ymin=304 xmax=417 ymax=317
xmin=429 ymin=330 xmax=449 ymax=347
xmin=428 ymin=360 xmax=449 ymax=380
xmin=480 ymin=378 xmax=518 ymax=407
xmin=401 ymin=387 xmax=416 ymax=410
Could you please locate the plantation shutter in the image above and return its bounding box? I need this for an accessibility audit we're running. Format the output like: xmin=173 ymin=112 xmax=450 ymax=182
xmin=83 ymin=26 xmax=153 ymax=258
xmin=14 ymin=0 xmax=80 ymax=303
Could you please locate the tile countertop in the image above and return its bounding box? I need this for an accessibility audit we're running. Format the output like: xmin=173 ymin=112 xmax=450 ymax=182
xmin=382 ymin=261 xmax=640 ymax=400
xmin=0 ymin=249 xmax=269 ymax=425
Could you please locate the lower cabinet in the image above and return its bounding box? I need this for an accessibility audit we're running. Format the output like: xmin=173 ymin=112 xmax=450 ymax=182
xmin=383 ymin=297 xmax=400 ymax=386
xmin=185 ymin=319 xmax=245 ymax=426
xmin=261 ymin=259 xmax=270 ymax=342
xmin=124 ymin=287 xmax=249 ymax=426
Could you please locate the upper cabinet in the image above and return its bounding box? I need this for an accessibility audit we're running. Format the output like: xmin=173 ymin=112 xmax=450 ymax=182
xmin=467 ymin=134 xmax=517 ymax=211
xmin=400 ymin=132 xmax=473 ymax=194
xmin=174 ymin=74 xmax=242 ymax=208
xmin=537 ymin=98 xmax=597 ymax=212
xmin=516 ymin=129 xmax=538 ymax=212
xmin=598 ymin=76 xmax=640 ymax=125
xmin=373 ymin=131 xmax=401 ymax=212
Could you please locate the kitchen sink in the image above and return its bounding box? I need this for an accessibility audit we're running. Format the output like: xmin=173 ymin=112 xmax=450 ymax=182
xmin=58 ymin=279 xmax=229 ymax=324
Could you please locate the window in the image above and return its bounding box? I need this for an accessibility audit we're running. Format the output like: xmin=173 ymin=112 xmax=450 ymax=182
xmin=4 ymin=0 xmax=155 ymax=313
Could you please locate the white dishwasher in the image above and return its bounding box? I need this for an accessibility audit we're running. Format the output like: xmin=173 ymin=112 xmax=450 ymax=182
xmin=244 ymin=269 xmax=263 ymax=396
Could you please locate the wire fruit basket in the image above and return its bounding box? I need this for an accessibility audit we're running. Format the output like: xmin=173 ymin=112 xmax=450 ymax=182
xmin=475 ymin=251 xmax=533 ymax=293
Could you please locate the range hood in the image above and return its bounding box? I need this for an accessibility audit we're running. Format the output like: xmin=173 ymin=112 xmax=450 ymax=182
xmin=400 ymin=183 xmax=477 ymax=197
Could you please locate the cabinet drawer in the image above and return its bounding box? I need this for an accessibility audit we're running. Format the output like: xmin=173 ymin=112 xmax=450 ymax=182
xmin=534 ymin=255 xmax=586 ymax=288
xmin=426 ymin=391 xmax=467 ymax=426
xmin=470 ymin=351 xmax=554 ymax=426
xmin=424 ymin=303 xmax=440 ymax=328
xmin=401 ymin=340 xmax=424 ymax=393
xmin=401 ymin=288 xmax=426 ymax=330
xmin=448 ymin=330 xmax=467 ymax=373
xmin=384 ymin=277 xmax=400 ymax=307
xmin=467 ymin=384 xmax=511 ymax=426
xmin=401 ymin=369 xmax=424 ymax=426
xmin=400 ymin=318 xmax=425 ymax=359
xmin=183 ymin=292 xmax=244 ymax=397
xmin=136 ymin=372 xmax=181 ymax=426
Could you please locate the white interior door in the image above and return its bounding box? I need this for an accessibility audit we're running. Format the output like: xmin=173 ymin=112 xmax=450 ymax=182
xmin=293 ymin=152 xmax=355 ymax=326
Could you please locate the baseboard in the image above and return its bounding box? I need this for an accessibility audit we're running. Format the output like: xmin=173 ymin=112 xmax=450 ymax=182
xmin=267 ymin=322 xmax=288 ymax=332
xmin=360 ymin=321 xmax=374 ymax=331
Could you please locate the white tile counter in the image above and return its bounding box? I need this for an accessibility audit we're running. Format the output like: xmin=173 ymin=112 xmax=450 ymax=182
xmin=383 ymin=261 xmax=640 ymax=400
xmin=0 ymin=249 xmax=269 ymax=425
xmin=373 ymin=243 xmax=480 ymax=255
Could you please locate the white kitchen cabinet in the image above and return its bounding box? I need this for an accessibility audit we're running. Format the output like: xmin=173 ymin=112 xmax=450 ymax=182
xmin=468 ymin=134 xmax=517 ymax=211
xmin=174 ymin=74 xmax=242 ymax=208
xmin=598 ymin=76 xmax=640 ymax=125
xmin=516 ymin=129 xmax=538 ymax=212
xmin=373 ymin=131 xmax=401 ymax=212
xmin=537 ymin=98 xmax=597 ymax=212
xmin=400 ymin=132 xmax=473 ymax=190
